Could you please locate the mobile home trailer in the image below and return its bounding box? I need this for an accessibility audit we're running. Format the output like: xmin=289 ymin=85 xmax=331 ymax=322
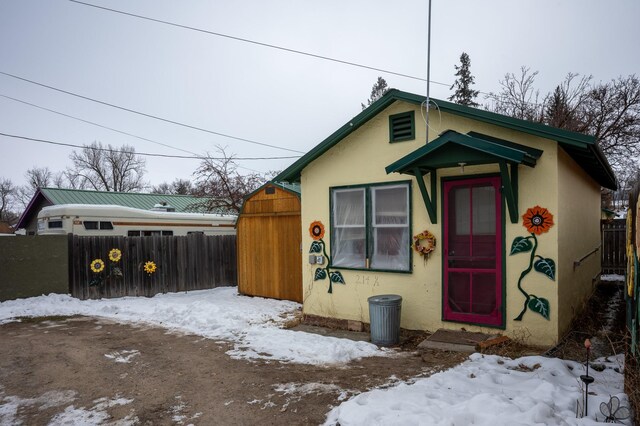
xmin=37 ymin=204 xmax=236 ymax=236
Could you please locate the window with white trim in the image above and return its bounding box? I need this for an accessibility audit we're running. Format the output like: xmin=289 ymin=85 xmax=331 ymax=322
xmin=331 ymin=182 xmax=411 ymax=272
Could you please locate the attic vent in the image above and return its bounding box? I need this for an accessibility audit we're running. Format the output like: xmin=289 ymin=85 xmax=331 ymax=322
xmin=265 ymin=187 xmax=276 ymax=195
xmin=389 ymin=111 xmax=415 ymax=143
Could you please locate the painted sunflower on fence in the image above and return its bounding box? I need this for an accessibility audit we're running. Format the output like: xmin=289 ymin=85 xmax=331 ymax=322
xmin=90 ymin=259 xmax=105 ymax=273
xmin=143 ymin=261 xmax=157 ymax=275
xmin=108 ymin=248 xmax=122 ymax=263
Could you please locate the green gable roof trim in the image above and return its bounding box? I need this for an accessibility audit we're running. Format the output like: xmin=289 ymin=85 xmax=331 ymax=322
xmin=39 ymin=187 xmax=219 ymax=213
xmin=274 ymin=89 xmax=617 ymax=190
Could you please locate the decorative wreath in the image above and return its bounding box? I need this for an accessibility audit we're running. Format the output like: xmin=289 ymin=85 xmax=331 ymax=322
xmin=413 ymin=230 xmax=436 ymax=257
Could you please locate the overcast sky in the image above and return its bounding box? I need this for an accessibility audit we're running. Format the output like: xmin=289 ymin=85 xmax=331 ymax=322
xmin=1 ymin=0 xmax=638 ymax=189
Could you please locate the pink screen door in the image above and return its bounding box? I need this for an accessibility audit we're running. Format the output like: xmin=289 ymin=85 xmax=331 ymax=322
xmin=443 ymin=176 xmax=503 ymax=326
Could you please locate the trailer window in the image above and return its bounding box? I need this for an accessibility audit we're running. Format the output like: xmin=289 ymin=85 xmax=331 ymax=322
xmin=48 ymin=220 xmax=63 ymax=228
xmin=100 ymin=221 xmax=113 ymax=230
xmin=143 ymin=230 xmax=161 ymax=236
xmin=84 ymin=221 xmax=98 ymax=230
xmin=162 ymin=231 xmax=174 ymax=236
xmin=128 ymin=231 xmax=141 ymax=237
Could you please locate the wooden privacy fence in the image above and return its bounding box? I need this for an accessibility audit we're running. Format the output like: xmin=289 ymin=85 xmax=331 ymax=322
xmin=602 ymin=218 xmax=626 ymax=275
xmin=69 ymin=234 xmax=236 ymax=300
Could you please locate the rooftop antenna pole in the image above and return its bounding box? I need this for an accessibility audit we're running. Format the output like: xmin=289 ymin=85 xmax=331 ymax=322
xmin=425 ymin=0 xmax=432 ymax=144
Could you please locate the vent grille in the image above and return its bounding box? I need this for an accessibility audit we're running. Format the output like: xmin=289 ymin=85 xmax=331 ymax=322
xmin=389 ymin=111 xmax=415 ymax=142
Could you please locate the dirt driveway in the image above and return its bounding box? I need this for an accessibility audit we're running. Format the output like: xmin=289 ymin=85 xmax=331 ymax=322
xmin=0 ymin=316 xmax=465 ymax=425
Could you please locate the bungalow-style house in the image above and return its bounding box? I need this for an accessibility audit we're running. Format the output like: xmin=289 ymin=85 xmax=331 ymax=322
xmin=16 ymin=187 xmax=218 ymax=235
xmin=275 ymin=89 xmax=617 ymax=347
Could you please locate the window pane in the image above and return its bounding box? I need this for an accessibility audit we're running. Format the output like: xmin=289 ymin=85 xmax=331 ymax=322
xmin=448 ymin=272 xmax=470 ymax=313
xmin=332 ymin=227 xmax=365 ymax=268
xmin=371 ymin=227 xmax=410 ymax=270
xmin=332 ymin=188 xmax=366 ymax=267
xmin=48 ymin=220 xmax=63 ymax=229
xmin=373 ymin=186 xmax=408 ymax=225
xmin=83 ymin=221 xmax=98 ymax=230
xmin=472 ymin=186 xmax=496 ymax=236
xmin=100 ymin=221 xmax=114 ymax=230
xmin=128 ymin=231 xmax=141 ymax=237
xmin=448 ymin=187 xmax=470 ymax=258
xmin=333 ymin=189 xmax=364 ymax=226
xmin=472 ymin=273 xmax=497 ymax=315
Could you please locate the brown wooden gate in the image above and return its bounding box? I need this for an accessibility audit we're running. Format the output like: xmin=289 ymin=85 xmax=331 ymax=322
xmin=237 ymin=183 xmax=302 ymax=302
xmin=601 ymin=218 xmax=626 ymax=274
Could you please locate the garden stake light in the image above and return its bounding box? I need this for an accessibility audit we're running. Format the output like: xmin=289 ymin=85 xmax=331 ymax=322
xmin=580 ymin=338 xmax=594 ymax=417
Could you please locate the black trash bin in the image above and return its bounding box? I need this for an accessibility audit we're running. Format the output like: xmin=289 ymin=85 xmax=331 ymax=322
xmin=368 ymin=294 xmax=402 ymax=346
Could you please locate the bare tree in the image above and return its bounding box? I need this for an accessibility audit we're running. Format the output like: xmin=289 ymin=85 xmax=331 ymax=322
xmin=193 ymin=147 xmax=269 ymax=214
xmin=487 ymin=66 xmax=543 ymax=121
xmin=68 ymin=142 xmax=147 ymax=192
xmin=152 ymin=179 xmax=194 ymax=195
xmin=0 ymin=177 xmax=17 ymax=223
xmin=488 ymin=70 xmax=640 ymax=176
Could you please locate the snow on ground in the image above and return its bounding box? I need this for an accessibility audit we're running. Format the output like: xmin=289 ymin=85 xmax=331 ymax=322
xmin=325 ymin=353 xmax=630 ymax=426
xmin=0 ymin=288 xmax=632 ymax=424
xmin=601 ymin=274 xmax=625 ymax=282
xmin=0 ymin=287 xmax=386 ymax=365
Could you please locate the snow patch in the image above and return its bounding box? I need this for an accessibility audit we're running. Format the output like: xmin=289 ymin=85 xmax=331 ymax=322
xmin=324 ymin=354 xmax=629 ymax=425
xmin=104 ymin=350 xmax=140 ymax=364
xmin=0 ymin=288 xmax=387 ymax=365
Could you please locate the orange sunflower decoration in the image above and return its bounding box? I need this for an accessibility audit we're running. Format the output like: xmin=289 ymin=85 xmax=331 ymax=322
xmin=522 ymin=206 xmax=554 ymax=235
xmin=309 ymin=221 xmax=325 ymax=240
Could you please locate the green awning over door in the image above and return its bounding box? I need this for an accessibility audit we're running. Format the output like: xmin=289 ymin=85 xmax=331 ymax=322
xmin=385 ymin=130 xmax=543 ymax=224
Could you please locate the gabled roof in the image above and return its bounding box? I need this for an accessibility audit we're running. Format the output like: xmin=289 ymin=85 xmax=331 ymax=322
xmin=274 ymin=89 xmax=617 ymax=190
xmin=386 ymin=130 xmax=543 ymax=174
xmin=16 ymin=187 xmax=222 ymax=229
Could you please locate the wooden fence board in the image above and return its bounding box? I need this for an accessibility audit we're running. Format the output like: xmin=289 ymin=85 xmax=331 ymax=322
xmin=601 ymin=219 xmax=626 ymax=275
xmin=69 ymin=234 xmax=236 ymax=300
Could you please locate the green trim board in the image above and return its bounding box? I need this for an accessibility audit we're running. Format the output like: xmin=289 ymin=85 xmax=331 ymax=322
xmin=329 ymin=179 xmax=413 ymax=274
xmin=274 ymin=89 xmax=616 ymax=190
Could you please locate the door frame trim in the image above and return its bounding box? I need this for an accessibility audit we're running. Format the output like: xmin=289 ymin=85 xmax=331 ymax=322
xmin=440 ymin=173 xmax=506 ymax=329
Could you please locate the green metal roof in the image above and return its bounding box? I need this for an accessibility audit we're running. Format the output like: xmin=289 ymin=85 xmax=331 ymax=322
xmin=274 ymin=89 xmax=617 ymax=190
xmin=39 ymin=187 xmax=215 ymax=213
xmin=386 ymin=130 xmax=542 ymax=174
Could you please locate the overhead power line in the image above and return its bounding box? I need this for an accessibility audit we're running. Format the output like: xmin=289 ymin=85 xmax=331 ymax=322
xmin=0 ymin=93 xmax=199 ymax=156
xmin=68 ymin=0 xmax=452 ymax=87
xmin=0 ymin=131 xmax=301 ymax=160
xmin=0 ymin=71 xmax=305 ymax=154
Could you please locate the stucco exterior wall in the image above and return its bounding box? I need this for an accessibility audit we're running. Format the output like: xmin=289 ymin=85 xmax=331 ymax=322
xmin=556 ymin=148 xmax=602 ymax=337
xmin=300 ymin=100 xmax=569 ymax=346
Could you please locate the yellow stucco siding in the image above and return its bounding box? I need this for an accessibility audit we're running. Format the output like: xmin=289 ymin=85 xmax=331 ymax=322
xmin=301 ymin=100 xmax=569 ymax=346
xmin=556 ymin=148 xmax=602 ymax=337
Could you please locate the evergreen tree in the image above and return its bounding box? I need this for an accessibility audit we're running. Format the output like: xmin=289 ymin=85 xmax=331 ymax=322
xmin=449 ymin=52 xmax=479 ymax=107
xmin=361 ymin=77 xmax=389 ymax=109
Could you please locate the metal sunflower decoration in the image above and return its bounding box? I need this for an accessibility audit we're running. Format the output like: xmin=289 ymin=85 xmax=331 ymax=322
xmin=90 ymin=259 xmax=105 ymax=273
xmin=143 ymin=261 xmax=157 ymax=275
xmin=308 ymin=220 xmax=345 ymax=293
xmin=511 ymin=205 xmax=556 ymax=321
xmin=108 ymin=248 xmax=122 ymax=263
